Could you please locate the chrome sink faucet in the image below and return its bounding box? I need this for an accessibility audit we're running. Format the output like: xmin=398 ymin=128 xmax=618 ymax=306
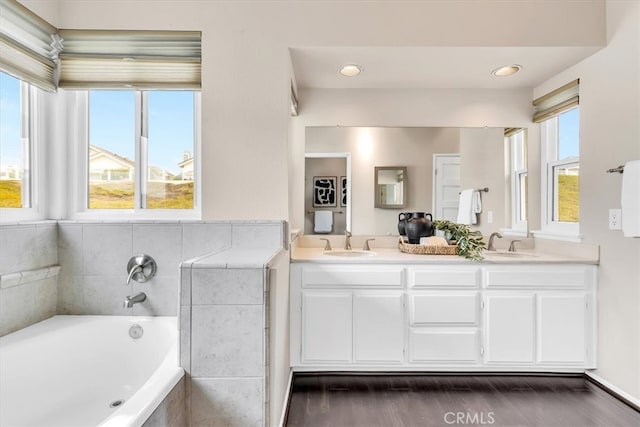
xmin=487 ymin=232 xmax=503 ymax=251
xmin=319 ymin=238 xmax=332 ymax=251
xmin=124 ymin=292 xmax=146 ymax=308
xmin=509 ymin=240 xmax=522 ymax=252
xmin=344 ymin=230 xmax=352 ymax=250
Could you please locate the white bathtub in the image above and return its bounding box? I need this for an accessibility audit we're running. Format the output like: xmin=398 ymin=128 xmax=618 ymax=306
xmin=0 ymin=315 xmax=183 ymax=427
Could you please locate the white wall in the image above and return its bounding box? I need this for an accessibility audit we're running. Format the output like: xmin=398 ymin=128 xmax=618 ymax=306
xmin=533 ymin=0 xmax=640 ymax=402
xmin=306 ymin=127 xmax=460 ymax=235
xmin=459 ymin=128 xmax=509 ymax=236
xmin=21 ymin=0 xmax=604 ymax=222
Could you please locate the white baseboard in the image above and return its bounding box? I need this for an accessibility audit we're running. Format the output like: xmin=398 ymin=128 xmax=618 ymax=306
xmin=278 ymin=370 xmax=294 ymax=427
xmin=585 ymin=371 xmax=640 ymax=410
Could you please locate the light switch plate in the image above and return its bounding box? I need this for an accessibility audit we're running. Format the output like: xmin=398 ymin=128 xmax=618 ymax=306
xmin=487 ymin=211 xmax=493 ymax=224
xmin=609 ymin=209 xmax=622 ymax=230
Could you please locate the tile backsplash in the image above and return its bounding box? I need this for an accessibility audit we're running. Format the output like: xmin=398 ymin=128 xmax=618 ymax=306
xmin=0 ymin=223 xmax=59 ymax=336
xmin=0 ymin=220 xmax=285 ymax=335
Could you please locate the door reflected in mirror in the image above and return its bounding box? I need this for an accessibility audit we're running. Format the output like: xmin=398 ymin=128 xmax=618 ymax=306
xmin=374 ymin=166 xmax=407 ymax=209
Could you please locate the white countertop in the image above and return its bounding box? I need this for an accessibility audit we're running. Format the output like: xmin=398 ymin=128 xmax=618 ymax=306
xmin=291 ymin=247 xmax=598 ymax=264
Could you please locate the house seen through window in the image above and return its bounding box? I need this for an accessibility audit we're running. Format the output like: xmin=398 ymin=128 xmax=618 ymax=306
xmin=88 ymin=90 xmax=196 ymax=210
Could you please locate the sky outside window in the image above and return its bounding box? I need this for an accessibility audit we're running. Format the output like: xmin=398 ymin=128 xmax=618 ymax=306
xmin=559 ymin=107 xmax=579 ymax=159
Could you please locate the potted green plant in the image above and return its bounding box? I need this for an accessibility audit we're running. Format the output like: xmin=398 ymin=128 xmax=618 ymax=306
xmin=433 ymin=219 xmax=486 ymax=260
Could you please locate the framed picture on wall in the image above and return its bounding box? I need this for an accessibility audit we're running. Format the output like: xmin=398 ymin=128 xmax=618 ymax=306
xmin=313 ymin=176 xmax=337 ymax=207
xmin=340 ymin=176 xmax=347 ymax=207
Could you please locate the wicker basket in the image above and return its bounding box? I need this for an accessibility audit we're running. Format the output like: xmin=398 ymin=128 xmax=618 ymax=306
xmin=398 ymin=238 xmax=459 ymax=255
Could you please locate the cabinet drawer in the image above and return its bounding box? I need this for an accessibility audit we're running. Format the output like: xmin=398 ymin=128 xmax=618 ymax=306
xmin=410 ymin=293 xmax=479 ymax=325
xmin=484 ymin=266 xmax=590 ymax=289
xmin=302 ymin=267 xmax=403 ymax=288
xmin=410 ymin=329 xmax=479 ymax=363
xmin=409 ymin=267 xmax=481 ymax=289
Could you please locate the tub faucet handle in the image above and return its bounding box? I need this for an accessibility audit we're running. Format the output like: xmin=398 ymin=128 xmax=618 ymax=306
xmin=126 ymin=254 xmax=157 ymax=285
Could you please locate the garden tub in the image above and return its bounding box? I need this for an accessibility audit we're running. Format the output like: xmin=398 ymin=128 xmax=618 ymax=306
xmin=0 ymin=315 xmax=183 ymax=427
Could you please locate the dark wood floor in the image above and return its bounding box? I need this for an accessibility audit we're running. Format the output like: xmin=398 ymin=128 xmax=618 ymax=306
xmin=285 ymin=374 xmax=640 ymax=427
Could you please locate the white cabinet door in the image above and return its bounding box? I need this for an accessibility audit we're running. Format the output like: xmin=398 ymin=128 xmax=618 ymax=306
xmin=485 ymin=294 xmax=535 ymax=364
xmin=302 ymin=291 xmax=352 ymax=363
xmin=537 ymin=293 xmax=586 ymax=363
xmin=410 ymin=329 xmax=479 ymax=363
xmin=353 ymin=293 xmax=404 ymax=363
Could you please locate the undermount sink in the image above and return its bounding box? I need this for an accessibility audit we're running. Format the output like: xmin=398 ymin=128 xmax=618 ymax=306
xmin=484 ymin=250 xmax=537 ymax=258
xmin=323 ymin=250 xmax=376 ymax=258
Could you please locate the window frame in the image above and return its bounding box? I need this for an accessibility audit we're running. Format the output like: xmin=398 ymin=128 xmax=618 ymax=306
xmin=504 ymin=129 xmax=528 ymax=237
xmin=71 ymin=89 xmax=201 ymax=220
xmin=0 ymin=77 xmax=45 ymax=222
xmin=535 ymin=108 xmax=581 ymax=241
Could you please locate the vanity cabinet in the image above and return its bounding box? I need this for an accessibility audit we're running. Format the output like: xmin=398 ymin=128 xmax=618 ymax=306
xmin=302 ymin=291 xmax=352 ymax=362
xmin=296 ymin=265 xmax=405 ymax=365
xmin=290 ymin=262 xmax=596 ymax=372
xmin=484 ymin=293 xmax=535 ymax=364
xmin=301 ymin=290 xmax=404 ymax=363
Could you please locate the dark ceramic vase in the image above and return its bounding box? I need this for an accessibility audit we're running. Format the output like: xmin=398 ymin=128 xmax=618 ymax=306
xmin=405 ymin=212 xmax=434 ymax=243
xmin=398 ymin=212 xmax=409 ymax=236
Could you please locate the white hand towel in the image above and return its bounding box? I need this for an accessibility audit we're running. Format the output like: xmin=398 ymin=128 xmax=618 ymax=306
xmin=472 ymin=190 xmax=482 ymax=225
xmin=456 ymin=189 xmax=476 ymax=225
xmin=314 ymin=210 xmax=333 ymax=234
xmin=621 ymin=160 xmax=640 ymax=237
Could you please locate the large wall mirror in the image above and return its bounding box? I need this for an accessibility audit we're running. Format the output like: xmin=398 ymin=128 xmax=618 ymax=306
xmin=374 ymin=166 xmax=407 ymax=208
xmin=304 ymin=126 xmax=529 ymax=236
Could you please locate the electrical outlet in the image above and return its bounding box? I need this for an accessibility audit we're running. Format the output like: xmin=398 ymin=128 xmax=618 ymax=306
xmin=609 ymin=209 xmax=622 ymax=230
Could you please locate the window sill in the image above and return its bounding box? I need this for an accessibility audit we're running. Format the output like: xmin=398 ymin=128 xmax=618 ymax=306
xmin=499 ymin=228 xmax=529 ymax=238
xmin=0 ymin=208 xmax=46 ymax=224
xmin=531 ymin=229 xmax=583 ymax=243
xmin=71 ymin=209 xmax=201 ymax=221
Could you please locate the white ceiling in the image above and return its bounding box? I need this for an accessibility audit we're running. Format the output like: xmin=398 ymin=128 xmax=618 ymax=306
xmin=290 ymin=46 xmax=601 ymax=90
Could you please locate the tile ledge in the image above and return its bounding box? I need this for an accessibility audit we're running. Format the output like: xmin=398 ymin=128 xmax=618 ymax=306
xmin=0 ymin=265 xmax=61 ymax=289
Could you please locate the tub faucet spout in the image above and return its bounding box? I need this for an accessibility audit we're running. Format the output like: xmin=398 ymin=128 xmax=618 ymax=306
xmin=124 ymin=292 xmax=146 ymax=308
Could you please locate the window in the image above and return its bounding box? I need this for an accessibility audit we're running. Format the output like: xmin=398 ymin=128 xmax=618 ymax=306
xmin=85 ymin=89 xmax=198 ymax=213
xmin=540 ymin=107 xmax=580 ymax=238
xmin=507 ymin=129 xmax=528 ymax=234
xmin=533 ymin=78 xmax=580 ymax=241
xmin=0 ymin=72 xmax=32 ymax=209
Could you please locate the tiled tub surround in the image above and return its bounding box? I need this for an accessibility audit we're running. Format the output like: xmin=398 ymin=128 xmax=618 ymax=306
xmin=57 ymin=220 xmax=285 ymax=316
xmin=0 ymin=222 xmax=59 ymax=336
xmin=180 ymin=247 xmax=289 ymax=427
xmin=0 ymin=219 xmax=287 ymax=426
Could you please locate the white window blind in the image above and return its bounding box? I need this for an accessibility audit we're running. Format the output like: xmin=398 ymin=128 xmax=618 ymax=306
xmin=0 ymin=0 xmax=60 ymax=92
xmin=532 ymin=79 xmax=579 ymax=123
xmin=58 ymin=30 xmax=201 ymax=89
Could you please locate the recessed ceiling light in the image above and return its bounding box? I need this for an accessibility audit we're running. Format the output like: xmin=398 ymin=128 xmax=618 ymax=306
xmin=339 ymin=64 xmax=363 ymax=77
xmin=491 ymin=64 xmax=522 ymax=77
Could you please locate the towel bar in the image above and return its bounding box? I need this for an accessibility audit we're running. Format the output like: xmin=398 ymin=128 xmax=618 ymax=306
xmin=606 ymin=165 xmax=625 ymax=174
xmin=307 ymin=210 xmax=344 ymax=214
xmin=459 ymin=187 xmax=489 ymax=195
